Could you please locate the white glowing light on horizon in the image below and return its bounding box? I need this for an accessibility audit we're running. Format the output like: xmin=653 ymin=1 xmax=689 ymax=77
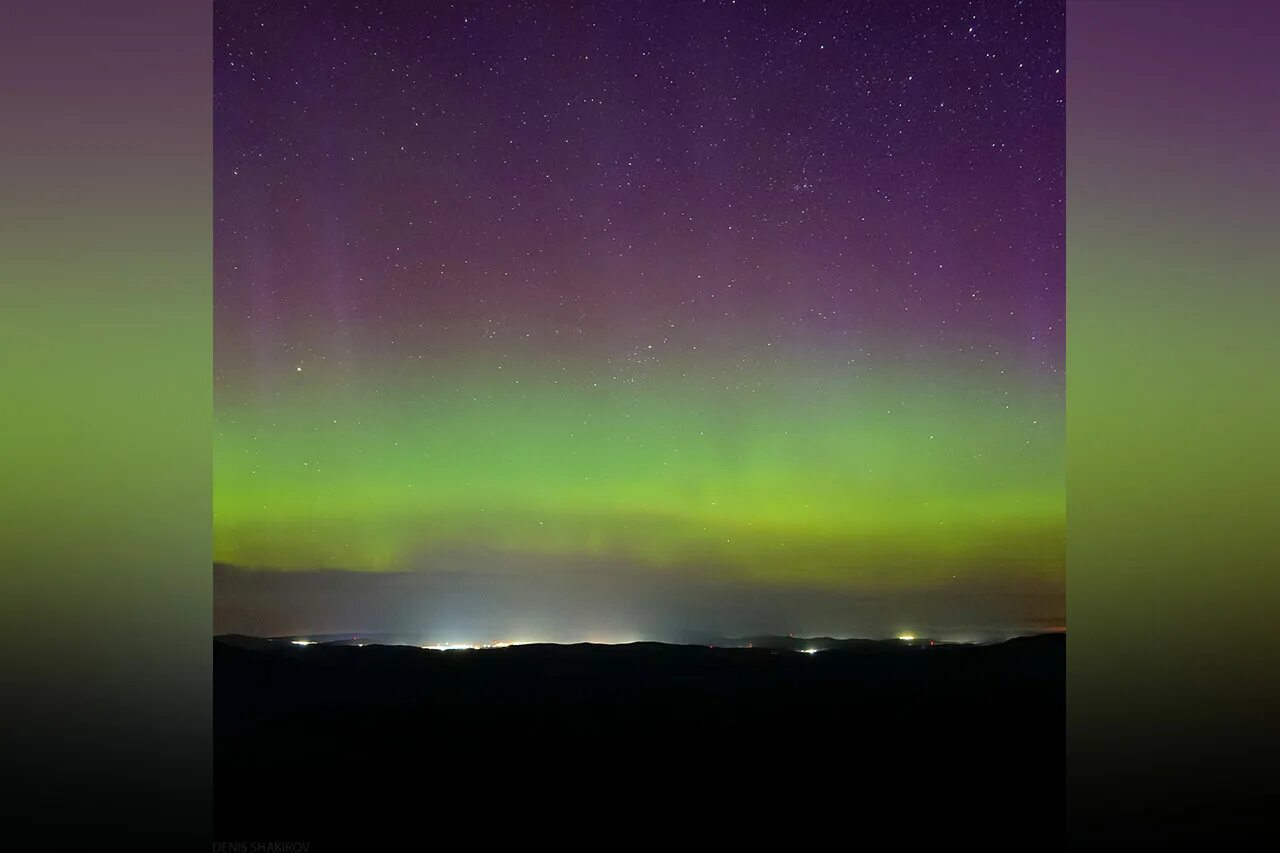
xmin=291 ymin=640 xmax=315 ymax=646
xmin=418 ymin=641 xmax=521 ymax=651
xmin=800 ymin=648 xmax=820 ymax=654
xmin=898 ymin=635 xmax=916 ymax=641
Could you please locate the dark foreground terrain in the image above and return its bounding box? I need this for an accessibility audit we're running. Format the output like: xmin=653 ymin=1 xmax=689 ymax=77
xmin=215 ymin=634 xmax=1063 ymax=846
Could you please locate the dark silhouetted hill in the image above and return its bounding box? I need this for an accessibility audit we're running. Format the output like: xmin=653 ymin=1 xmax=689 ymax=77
xmin=215 ymin=634 xmax=1063 ymax=846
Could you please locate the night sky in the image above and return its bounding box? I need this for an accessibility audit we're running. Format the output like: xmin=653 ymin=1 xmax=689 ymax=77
xmin=214 ymin=0 xmax=1064 ymax=641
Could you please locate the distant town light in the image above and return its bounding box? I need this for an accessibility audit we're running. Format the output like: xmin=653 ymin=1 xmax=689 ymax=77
xmin=897 ymin=635 xmax=915 ymax=641
xmin=291 ymin=640 xmax=315 ymax=646
xmin=800 ymin=648 xmax=820 ymax=654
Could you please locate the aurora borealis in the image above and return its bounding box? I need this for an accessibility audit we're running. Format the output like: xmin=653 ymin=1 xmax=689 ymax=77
xmin=214 ymin=0 xmax=1064 ymax=639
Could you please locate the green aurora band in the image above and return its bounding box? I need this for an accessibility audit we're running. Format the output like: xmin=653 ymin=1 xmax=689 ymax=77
xmin=215 ymin=355 xmax=1062 ymax=588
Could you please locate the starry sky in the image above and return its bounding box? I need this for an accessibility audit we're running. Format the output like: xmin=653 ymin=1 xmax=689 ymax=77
xmin=213 ymin=0 xmax=1064 ymax=640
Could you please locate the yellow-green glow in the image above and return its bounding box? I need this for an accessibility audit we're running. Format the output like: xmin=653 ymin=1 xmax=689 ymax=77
xmin=215 ymin=358 xmax=1062 ymax=588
